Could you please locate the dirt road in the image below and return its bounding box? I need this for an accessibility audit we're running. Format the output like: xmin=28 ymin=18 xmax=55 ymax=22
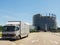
xmin=0 ymin=32 xmax=60 ymax=45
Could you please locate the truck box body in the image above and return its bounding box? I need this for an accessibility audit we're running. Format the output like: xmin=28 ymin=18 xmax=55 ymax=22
xmin=2 ymin=21 xmax=29 ymax=39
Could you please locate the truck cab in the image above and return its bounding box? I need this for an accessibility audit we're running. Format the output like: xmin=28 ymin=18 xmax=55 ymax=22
xmin=2 ymin=21 xmax=29 ymax=39
xmin=2 ymin=22 xmax=20 ymax=39
xmin=2 ymin=21 xmax=29 ymax=40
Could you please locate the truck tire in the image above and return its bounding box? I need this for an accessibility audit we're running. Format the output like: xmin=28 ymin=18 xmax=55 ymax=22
xmin=44 ymin=30 xmax=47 ymax=32
xmin=26 ymin=34 xmax=28 ymax=37
xmin=16 ymin=35 xmax=20 ymax=40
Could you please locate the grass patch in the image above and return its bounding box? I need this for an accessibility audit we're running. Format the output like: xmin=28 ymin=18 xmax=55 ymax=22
xmin=0 ymin=32 xmax=2 ymax=37
xmin=0 ymin=34 xmax=2 ymax=37
xmin=30 ymin=29 xmax=37 ymax=33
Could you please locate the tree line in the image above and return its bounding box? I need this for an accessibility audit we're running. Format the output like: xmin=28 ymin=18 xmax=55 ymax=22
xmin=0 ymin=26 xmax=2 ymax=31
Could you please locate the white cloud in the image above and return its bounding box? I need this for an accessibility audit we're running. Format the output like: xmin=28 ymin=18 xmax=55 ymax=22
xmin=0 ymin=9 xmax=32 ymax=25
xmin=2 ymin=15 xmax=12 ymax=19
xmin=1 ymin=15 xmax=17 ymax=21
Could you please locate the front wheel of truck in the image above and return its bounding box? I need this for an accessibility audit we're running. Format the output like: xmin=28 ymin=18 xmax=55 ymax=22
xmin=26 ymin=34 xmax=28 ymax=37
xmin=16 ymin=35 xmax=21 ymax=40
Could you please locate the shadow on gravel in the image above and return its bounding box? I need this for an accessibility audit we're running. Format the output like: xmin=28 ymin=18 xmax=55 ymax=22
xmin=10 ymin=36 xmax=28 ymax=41
xmin=0 ymin=36 xmax=28 ymax=41
xmin=0 ymin=38 xmax=16 ymax=41
xmin=0 ymin=37 xmax=16 ymax=41
xmin=0 ymin=38 xmax=9 ymax=41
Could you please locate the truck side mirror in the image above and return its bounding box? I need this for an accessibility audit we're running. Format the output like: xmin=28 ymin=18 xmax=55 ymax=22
xmin=17 ymin=27 xmax=19 ymax=30
xmin=15 ymin=27 xmax=19 ymax=30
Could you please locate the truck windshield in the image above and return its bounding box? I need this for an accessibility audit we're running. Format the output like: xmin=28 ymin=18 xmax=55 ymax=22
xmin=3 ymin=26 xmax=15 ymax=31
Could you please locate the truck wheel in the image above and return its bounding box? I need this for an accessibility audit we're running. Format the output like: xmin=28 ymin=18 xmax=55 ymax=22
xmin=44 ymin=30 xmax=47 ymax=32
xmin=19 ymin=35 xmax=21 ymax=39
xmin=16 ymin=36 xmax=20 ymax=40
xmin=26 ymin=34 xmax=28 ymax=37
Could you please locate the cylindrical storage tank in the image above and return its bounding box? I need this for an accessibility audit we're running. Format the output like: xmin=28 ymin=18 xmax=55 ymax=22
xmin=33 ymin=14 xmax=57 ymax=32
xmin=49 ymin=16 xmax=57 ymax=31
xmin=33 ymin=14 xmax=42 ymax=30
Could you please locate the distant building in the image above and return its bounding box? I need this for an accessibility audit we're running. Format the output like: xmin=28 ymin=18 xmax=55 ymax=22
xmin=33 ymin=14 xmax=57 ymax=31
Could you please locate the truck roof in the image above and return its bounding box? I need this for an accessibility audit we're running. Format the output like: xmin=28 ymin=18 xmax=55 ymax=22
xmin=5 ymin=21 xmax=30 ymax=25
xmin=6 ymin=21 xmax=21 ymax=25
xmin=8 ymin=21 xmax=21 ymax=22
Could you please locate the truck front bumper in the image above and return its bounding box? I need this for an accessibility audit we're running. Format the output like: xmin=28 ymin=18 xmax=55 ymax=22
xmin=2 ymin=34 xmax=17 ymax=39
xmin=2 ymin=36 xmax=17 ymax=39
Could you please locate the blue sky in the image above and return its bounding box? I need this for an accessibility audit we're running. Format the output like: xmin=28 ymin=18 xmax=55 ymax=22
xmin=0 ymin=0 xmax=60 ymax=27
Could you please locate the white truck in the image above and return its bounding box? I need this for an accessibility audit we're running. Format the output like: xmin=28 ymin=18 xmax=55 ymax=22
xmin=2 ymin=21 xmax=29 ymax=40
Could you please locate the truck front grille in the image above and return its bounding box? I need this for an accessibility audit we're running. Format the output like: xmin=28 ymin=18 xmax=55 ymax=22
xmin=2 ymin=34 xmax=15 ymax=37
